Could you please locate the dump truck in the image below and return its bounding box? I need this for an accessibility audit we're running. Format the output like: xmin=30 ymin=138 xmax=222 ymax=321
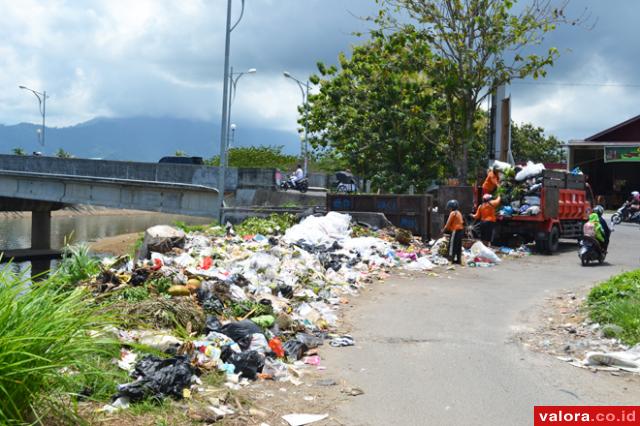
xmin=476 ymin=170 xmax=594 ymax=253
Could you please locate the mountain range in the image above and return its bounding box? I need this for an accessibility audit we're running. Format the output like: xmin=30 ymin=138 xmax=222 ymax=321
xmin=0 ymin=117 xmax=300 ymax=161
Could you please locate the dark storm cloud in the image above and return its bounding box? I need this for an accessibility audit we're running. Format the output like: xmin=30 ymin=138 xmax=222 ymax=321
xmin=1 ymin=0 xmax=638 ymax=143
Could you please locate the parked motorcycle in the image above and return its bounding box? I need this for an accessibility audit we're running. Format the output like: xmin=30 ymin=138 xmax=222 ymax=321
xmin=578 ymin=235 xmax=606 ymax=266
xmin=611 ymin=201 xmax=640 ymax=225
xmin=335 ymin=171 xmax=358 ymax=193
xmin=279 ymin=177 xmax=309 ymax=193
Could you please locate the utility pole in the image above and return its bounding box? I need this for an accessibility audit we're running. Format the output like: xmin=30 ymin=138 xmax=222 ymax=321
xmin=217 ymin=0 xmax=245 ymax=222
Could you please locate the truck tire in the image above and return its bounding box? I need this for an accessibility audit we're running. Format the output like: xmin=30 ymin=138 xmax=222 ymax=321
xmin=548 ymin=226 xmax=560 ymax=253
xmin=536 ymin=226 xmax=560 ymax=254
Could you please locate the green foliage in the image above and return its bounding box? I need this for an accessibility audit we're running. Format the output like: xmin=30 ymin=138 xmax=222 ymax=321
xmin=55 ymin=148 xmax=72 ymax=158
xmin=174 ymin=150 xmax=187 ymax=157
xmin=118 ymin=286 xmax=151 ymax=303
xmin=0 ymin=265 xmax=118 ymax=424
xmin=54 ymin=244 xmax=101 ymax=289
xmin=511 ymin=122 xmax=564 ymax=163
xmin=587 ymin=270 xmax=640 ymax=345
xmin=173 ymin=221 xmax=220 ymax=234
xmin=379 ymin=0 xmax=581 ymax=179
xmin=207 ymin=145 xmax=299 ymax=170
xmin=11 ymin=148 xmax=26 ymax=156
xmin=228 ymin=300 xmax=273 ymax=318
xmin=306 ymin=26 xmax=450 ymax=192
xmin=235 ymin=213 xmax=297 ymax=236
xmin=130 ymin=233 xmax=145 ymax=258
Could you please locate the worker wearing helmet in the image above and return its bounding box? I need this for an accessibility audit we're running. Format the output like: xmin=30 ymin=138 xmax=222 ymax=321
xmin=482 ymin=165 xmax=500 ymax=195
xmin=473 ymin=194 xmax=502 ymax=247
xmin=443 ymin=199 xmax=464 ymax=264
xmin=593 ymin=205 xmax=610 ymax=251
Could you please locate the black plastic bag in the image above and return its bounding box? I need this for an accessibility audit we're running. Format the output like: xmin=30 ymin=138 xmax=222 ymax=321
xmin=220 ymin=320 xmax=262 ymax=350
xmin=113 ymin=355 xmax=194 ymax=403
xmin=221 ymin=347 xmax=265 ymax=380
xmin=204 ymin=315 xmax=223 ymax=334
xmin=283 ymin=339 xmax=308 ymax=361
xmin=228 ymin=273 xmax=250 ymax=288
xmin=274 ymin=284 xmax=293 ymax=299
xmin=295 ymin=333 xmax=323 ymax=349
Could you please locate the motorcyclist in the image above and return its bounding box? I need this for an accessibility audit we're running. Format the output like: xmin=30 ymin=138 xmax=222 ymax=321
xmin=593 ymin=205 xmax=610 ymax=251
xmin=630 ymin=191 xmax=640 ymax=220
xmin=289 ymin=164 xmax=304 ymax=188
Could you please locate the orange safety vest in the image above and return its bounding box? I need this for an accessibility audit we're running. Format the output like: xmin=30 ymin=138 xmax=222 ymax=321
xmin=445 ymin=210 xmax=464 ymax=232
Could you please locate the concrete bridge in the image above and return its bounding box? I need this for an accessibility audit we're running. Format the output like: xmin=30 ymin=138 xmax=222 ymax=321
xmin=0 ymin=155 xmax=331 ymax=263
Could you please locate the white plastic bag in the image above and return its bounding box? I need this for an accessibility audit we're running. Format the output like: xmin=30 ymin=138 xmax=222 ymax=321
xmin=491 ymin=160 xmax=512 ymax=172
xmin=283 ymin=212 xmax=351 ymax=246
xmin=515 ymin=161 xmax=545 ymax=181
xmin=470 ymin=241 xmax=501 ymax=263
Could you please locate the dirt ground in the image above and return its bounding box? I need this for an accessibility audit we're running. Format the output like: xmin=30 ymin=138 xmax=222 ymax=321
xmin=90 ymin=232 xmax=141 ymax=256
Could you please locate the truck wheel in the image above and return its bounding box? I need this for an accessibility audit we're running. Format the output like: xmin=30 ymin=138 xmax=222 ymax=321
xmin=535 ymin=238 xmax=548 ymax=254
xmin=548 ymin=226 xmax=560 ymax=253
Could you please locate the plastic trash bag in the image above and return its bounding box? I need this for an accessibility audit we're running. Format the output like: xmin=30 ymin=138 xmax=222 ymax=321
xmin=515 ymin=161 xmax=545 ymax=181
xmin=113 ymin=355 xmax=194 ymax=403
xmin=470 ymin=241 xmax=501 ymax=264
xmin=491 ymin=160 xmax=512 ymax=171
xmin=283 ymin=212 xmax=351 ymax=246
xmin=204 ymin=315 xmax=223 ymax=334
xmin=251 ymin=315 xmax=275 ymax=328
xmin=248 ymin=333 xmax=270 ymax=354
xmin=583 ymin=222 xmax=596 ymax=238
xmin=275 ymin=284 xmax=294 ymax=298
xmin=220 ymin=320 xmax=263 ymax=350
xmin=523 ymin=196 xmax=541 ymax=206
xmin=283 ymin=339 xmax=308 ymax=361
xmin=221 ymin=347 xmax=265 ymax=380
xmin=295 ymin=332 xmax=324 ymax=349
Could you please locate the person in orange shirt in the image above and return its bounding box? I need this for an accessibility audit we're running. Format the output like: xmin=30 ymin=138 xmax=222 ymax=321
xmin=473 ymin=194 xmax=501 ymax=246
xmin=482 ymin=165 xmax=500 ymax=195
xmin=442 ymin=199 xmax=464 ymax=264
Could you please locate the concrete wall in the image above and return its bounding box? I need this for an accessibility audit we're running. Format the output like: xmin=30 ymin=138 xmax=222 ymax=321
xmin=0 ymin=155 xmax=238 ymax=190
xmin=0 ymin=155 xmax=335 ymax=191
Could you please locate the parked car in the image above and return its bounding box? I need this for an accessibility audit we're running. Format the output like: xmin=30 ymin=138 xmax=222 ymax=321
xmin=159 ymin=156 xmax=204 ymax=165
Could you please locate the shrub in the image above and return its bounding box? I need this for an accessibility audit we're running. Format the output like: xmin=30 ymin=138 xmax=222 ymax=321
xmin=0 ymin=265 xmax=117 ymax=424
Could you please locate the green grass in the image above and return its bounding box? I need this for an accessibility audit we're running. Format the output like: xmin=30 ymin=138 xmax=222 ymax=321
xmin=0 ymin=264 xmax=118 ymax=424
xmin=234 ymin=213 xmax=297 ymax=236
xmin=53 ymin=244 xmax=101 ymax=289
xmin=587 ymin=269 xmax=640 ymax=345
xmin=173 ymin=221 xmax=222 ymax=235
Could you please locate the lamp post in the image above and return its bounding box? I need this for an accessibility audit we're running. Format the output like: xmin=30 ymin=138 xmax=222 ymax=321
xmin=283 ymin=71 xmax=310 ymax=175
xmin=218 ymin=0 xmax=246 ymax=222
xmin=19 ymin=85 xmax=48 ymax=146
xmin=225 ymin=67 xmax=256 ymax=167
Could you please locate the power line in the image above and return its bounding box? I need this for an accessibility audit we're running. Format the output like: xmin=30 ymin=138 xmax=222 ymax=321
xmin=512 ymin=81 xmax=640 ymax=88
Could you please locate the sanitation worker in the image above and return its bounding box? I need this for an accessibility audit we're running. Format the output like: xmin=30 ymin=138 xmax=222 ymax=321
xmin=473 ymin=194 xmax=501 ymax=247
xmin=443 ymin=199 xmax=464 ymax=265
xmin=482 ymin=164 xmax=500 ymax=195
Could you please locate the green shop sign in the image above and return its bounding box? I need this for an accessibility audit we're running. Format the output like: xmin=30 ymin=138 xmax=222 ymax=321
xmin=604 ymin=145 xmax=640 ymax=163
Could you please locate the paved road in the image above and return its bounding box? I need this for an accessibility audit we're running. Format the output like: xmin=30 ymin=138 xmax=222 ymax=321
xmin=323 ymin=222 xmax=640 ymax=426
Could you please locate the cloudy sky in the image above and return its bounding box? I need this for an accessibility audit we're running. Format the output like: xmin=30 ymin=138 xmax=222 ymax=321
xmin=1 ymin=0 xmax=639 ymax=142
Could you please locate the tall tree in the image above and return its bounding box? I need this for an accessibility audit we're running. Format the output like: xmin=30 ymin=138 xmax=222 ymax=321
xmin=306 ymin=27 xmax=449 ymax=192
xmin=511 ymin=121 xmax=564 ymax=163
xmin=381 ymin=0 xmax=586 ymax=180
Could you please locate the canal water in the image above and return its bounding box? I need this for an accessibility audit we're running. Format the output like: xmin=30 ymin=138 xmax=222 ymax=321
xmin=0 ymin=212 xmax=211 ymax=275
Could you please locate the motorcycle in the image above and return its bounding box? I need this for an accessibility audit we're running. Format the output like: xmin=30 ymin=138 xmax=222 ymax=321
xmin=611 ymin=201 xmax=640 ymax=225
xmin=334 ymin=171 xmax=358 ymax=193
xmin=279 ymin=177 xmax=309 ymax=193
xmin=578 ymin=235 xmax=606 ymax=266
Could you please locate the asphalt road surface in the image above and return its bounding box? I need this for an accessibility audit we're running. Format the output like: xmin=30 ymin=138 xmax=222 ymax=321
xmin=324 ymin=222 xmax=640 ymax=426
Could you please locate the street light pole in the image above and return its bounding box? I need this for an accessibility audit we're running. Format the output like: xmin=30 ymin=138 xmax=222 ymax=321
xmin=226 ymin=67 xmax=256 ymax=168
xmin=218 ymin=0 xmax=245 ymax=222
xmin=283 ymin=72 xmax=310 ymax=175
xmin=19 ymin=85 xmax=48 ymax=146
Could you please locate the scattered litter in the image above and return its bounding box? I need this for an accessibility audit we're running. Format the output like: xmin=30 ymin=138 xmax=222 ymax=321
xmin=282 ymin=413 xmax=329 ymax=426
xmin=341 ymin=387 xmax=365 ymax=396
xmin=330 ymin=335 xmax=355 ymax=347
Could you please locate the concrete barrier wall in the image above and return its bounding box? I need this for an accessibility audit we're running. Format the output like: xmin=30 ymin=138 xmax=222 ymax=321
xmin=0 ymin=155 xmax=239 ymax=190
xmin=0 ymin=155 xmax=334 ymax=191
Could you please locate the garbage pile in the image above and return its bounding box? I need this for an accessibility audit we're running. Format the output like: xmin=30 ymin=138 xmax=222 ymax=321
xmin=494 ymin=161 xmax=546 ymax=217
xmin=95 ymin=212 xmax=460 ymax=412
